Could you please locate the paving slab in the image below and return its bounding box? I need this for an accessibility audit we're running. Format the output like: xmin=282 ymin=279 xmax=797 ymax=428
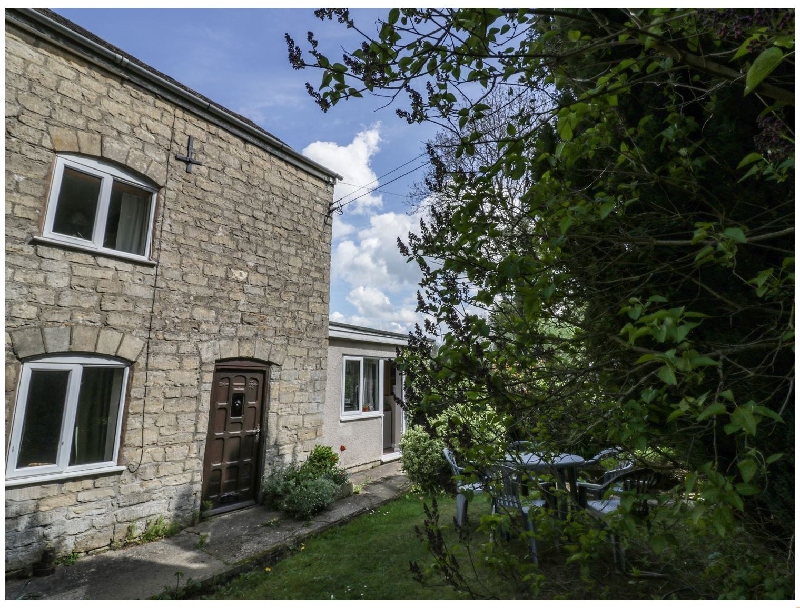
xmin=6 ymin=460 xmax=409 ymax=600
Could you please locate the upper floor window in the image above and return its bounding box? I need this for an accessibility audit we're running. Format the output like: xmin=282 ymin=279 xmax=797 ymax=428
xmin=6 ymin=355 xmax=129 ymax=482
xmin=342 ymin=356 xmax=382 ymax=416
xmin=43 ymin=155 xmax=157 ymax=261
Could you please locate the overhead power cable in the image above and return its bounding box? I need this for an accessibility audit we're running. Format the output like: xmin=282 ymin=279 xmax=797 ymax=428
xmin=330 ymin=152 xmax=429 ymax=213
xmin=332 ymin=161 xmax=430 ymax=214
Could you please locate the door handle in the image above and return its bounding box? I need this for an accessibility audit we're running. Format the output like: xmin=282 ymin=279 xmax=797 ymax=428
xmin=253 ymin=424 xmax=261 ymax=443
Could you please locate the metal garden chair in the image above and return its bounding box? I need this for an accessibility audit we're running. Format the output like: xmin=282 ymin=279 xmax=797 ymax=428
xmin=577 ymin=467 xmax=659 ymax=571
xmin=442 ymin=448 xmax=490 ymax=527
xmin=583 ymin=447 xmax=635 ymax=485
xmin=491 ymin=464 xmax=556 ymax=564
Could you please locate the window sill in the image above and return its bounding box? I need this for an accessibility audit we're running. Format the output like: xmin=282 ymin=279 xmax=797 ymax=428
xmin=5 ymin=465 xmax=127 ymax=487
xmin=30 ymin=236 xmax=156 ymax=266
xmin=340 ymin=411 xmax=384 ymax=422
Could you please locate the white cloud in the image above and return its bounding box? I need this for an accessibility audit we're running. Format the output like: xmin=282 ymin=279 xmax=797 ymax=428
xmin=332 ymin=211 xmax=421 ymax=293
xmin=301 ymin=125 xmax=432 ymax=332
xmin=332 ymin=215 xmax=356 ymax=240
xmin=302 ymin=125 xmax=384 ymax=215
xmin=329 ymin=211 xmax=426 ymax=332
xmin=347 ymin=286 xmax=394 ymax=316
xmin=337 ymin=285 xmax=421 ymax=333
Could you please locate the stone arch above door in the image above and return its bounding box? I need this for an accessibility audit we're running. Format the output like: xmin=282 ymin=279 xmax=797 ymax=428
xmin=199 ymin=338 xmax=286 ymax=368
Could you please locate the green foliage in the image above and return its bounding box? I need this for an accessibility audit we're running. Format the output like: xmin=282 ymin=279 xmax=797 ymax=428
xmin=288 ymin=6 xmax=794 ymax=596
xmin=399 ymin=426 xmax=451 ymax=492
xmin=55 ymin=551 xmax=81 ymax=566
xmin=429 ymin=404 xmax=506 ymax=454
xmin=302 ymin=444 xmax=349 ymax=486
xmin=264 ymin=445 xmax=350 ymax=519
xmin=140 ymin=517 xmax=182 ymax=543
xmin=280 ymin=477 xmax=337 ymax=520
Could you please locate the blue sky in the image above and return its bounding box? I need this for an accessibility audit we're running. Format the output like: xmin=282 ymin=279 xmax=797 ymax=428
xmin=53 ymin=7 xmax=439 ymax=333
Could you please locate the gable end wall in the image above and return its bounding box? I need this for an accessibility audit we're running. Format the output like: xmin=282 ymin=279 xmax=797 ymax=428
xmin=5 ymin=20 xmax=333 ymax=572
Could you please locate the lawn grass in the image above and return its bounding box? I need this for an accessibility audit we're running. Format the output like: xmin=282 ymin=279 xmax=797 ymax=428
xmin=200 ymin=489 xmax=791 ymax=600
xmin=203 ymin=493 xmax=510 ymax=600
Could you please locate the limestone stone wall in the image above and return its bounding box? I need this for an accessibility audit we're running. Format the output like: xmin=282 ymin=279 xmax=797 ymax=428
xmin=5 ymin=18 xmax=333 ymax=573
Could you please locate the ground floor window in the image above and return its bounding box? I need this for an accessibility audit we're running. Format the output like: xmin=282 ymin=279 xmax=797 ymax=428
xmin=6 ymin=356 xmax=128 ymax=481
xmin=342 ymin=356 xmax=382 ymax=415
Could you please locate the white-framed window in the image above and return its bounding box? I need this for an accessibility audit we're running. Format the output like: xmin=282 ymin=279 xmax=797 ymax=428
xmin=342 ymin=356 xmax=382 ymax=416
xmin=42 ymin=154 xmax=157 ymax=261
xmin=6 ymin=355 xmax=129 ymax=482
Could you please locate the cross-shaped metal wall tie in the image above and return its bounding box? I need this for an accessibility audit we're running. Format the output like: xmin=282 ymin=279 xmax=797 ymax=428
xmin=175 ymin=135 xmax=203 ymax=173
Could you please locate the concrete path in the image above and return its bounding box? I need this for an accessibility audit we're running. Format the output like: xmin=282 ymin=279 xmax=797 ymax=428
xmin=5 ymin=460 xmax=410 ymax=600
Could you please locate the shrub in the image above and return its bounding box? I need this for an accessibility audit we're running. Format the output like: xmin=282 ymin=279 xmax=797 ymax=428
xmin=429 ymin=404 xmax=505 ymax=456
xmin=280 ymin=477 xmax=337 ymax=520
xmin=264 ymin=445 xmax=349 ymax=519
xmin=264 ymin=463 xmax=302 ymax=508
xmin=400 ymin=425 xmax=452 ymax=492
xmin=302 ymin=445 xmax=348 ymax=486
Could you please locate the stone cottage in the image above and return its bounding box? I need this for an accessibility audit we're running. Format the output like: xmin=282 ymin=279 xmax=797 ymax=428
xmin=5 ymin=8 xmax=339 ymax=573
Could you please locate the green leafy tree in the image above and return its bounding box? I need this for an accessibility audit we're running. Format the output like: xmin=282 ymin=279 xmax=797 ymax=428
xmin=288 ymin=8 xmax=794 ymax=597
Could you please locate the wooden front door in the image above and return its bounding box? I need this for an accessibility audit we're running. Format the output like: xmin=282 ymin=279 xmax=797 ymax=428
xmin=202 ymin=362 xmax=267 ymax=513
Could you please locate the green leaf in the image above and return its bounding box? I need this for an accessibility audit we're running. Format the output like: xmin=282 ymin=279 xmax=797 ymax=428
xmin=737 ymin=459 xmax=757 ymax=483
xmin=728 ymin=491 xmax=744 ymax=512
xmin=766 ymin=453 xmax=784 ymax=464
xmin=733 ymin=35 xmax=760 ymax=60
xmin=691 ymin=355 xmax=718 ymax=367
xmin=658 ymin=365 xmax=677 ymax=385
xmin=649 ymin=534 xmax=668 ymax=555
xmin=667 ymin=408 xmax=686 ymax=422
xmin=735 ymin=483 xmax=760 ymax=496
xmin=641 ymin=387 xmax=659 ymax=403
xmin=568 ymin=30 xmax=581 ymax=42
xmin=737 ymin=152 xmax=763 ymax=169
xmin=388 ymin=8 xmax=400 ymax=25
xmin=751 ymin=405 xmax=783 ymax=423
xmin=694 ymin=244 xmax=714 ymax=264
xmin=745 ymin=47 xmax=784 ymax=95
xmin=731 ymin=407 xmax=757 ymax=436
xmin=684 ymin=472 xmax=697 ymax=494
xmin=723 ymin=227 xmax=746 ymax=243
xmin=697 ymin=402 xmax=726 ymax=421
xmin=751 ymin=268 xmax=773 ymax=288
xmin=674 ymin=322 xmax=699 ymax=343
xmin=558 ymin=120 xmax=573 ymax=142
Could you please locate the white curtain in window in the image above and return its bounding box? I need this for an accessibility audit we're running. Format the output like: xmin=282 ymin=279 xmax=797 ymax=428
xmin=115 ymin=192 xmax=149 ymax=254
xmin=364 ymin=359 xmax=378 ymax=410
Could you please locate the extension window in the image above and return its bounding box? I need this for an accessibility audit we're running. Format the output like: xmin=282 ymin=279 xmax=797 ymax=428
xmin=6 ymin=356 xmax=129 ymax=483
xmin=342 ymin=356 xmax=382 ymax=416
xmin=41 ymin=154 xmax=157 ymax=261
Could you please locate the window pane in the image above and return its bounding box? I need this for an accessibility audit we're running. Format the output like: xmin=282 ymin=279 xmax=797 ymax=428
xmin=103 ymin=180 xmax=151 ymax=255
xmin=343 ymin=360 xmax=360 ymax=412
xmin=363 ymin=359 xmax=379 ymax=412
xmin=17 ymin=370 xmax=70 ymax=468
xmin=70 ymin=367 xmax=124 ymax=466
xmin=51 ymin=167 xmax=101 ymax=241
